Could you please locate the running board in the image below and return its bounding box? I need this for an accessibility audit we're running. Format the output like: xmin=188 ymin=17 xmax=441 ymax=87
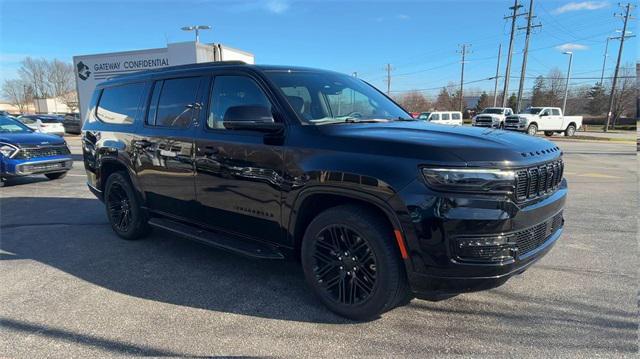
xmin=148 ymin=217 xmax=285 ymax=260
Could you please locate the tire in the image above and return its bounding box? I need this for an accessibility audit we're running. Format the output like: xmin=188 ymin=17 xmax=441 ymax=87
xmin=45 ymin=172 xmax=67 ymax=180
xmin=527 ymin=123 xmax=538 ymax=136
xmin=301 ymin=204 xmax=409 ymax=320
xmin=565 ymin=124 xmax=576 ymax=137
xmin=104 ymin=171 xmax=150 ymax=240
xmin=544 ymin=131 xmax=554 ymax=137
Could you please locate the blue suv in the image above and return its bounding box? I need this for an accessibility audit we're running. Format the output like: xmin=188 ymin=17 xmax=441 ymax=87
xmin=0 ymin=115 xmax=72 ymax=187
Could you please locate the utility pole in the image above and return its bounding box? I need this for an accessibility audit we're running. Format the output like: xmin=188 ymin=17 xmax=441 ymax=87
xmin=458 ymin=44 xmax=471 ymax=112
xmin=605 ymin=3 xmax=634 ymax=132
xmin=502 ymin=0 xmax=525 ymax=107
xmin=385 ymin=64 xmax=393 ymax=95
xmin=600 ymin=37 xmax=611 ymax=85
xmin=516 ymin=0 xmax=542 ymax=112
xmin=493 ymin=44 xmax=502 ymax=107
xmin=561 ymin=51 xmax=573 ymax=115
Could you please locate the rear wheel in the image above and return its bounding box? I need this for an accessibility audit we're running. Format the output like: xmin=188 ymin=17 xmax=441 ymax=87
xmin=565 ymin=124 xmax=576 ymax=137
xmin=301 ymin=205 xmax=409 ymax=320
xmin=544 ymin=131 xmax=554 ymax=137
xmin=45 ymin=172 xmax=67 ymax=180
xmin=527 ymin=123 xmax=538 ymax=136
xmin=104 ymin=171 xmax=150 ymax=240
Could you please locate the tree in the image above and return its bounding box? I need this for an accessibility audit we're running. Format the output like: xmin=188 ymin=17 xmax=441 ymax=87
xmin=531 ymin=76 xmax=546 ymax=107
xmin=611 ymin=66 xmax=636 ymax=127
xmin=434 ymin=87 xmax=452 ymax=110
xmin=395 ymin=91 xmax=431 ymax=113
xmin=544 ymin=68 xmax=564 ymax=107
xmin=507 ymin=93 xmax=517 ymax=111
xmin=586 ymin=82 xmax=608 ymax=116
xmin=60 ymin=91 xmax=79 ymax=112
xmin=46 ymin=60 xmax=74 ymax=98
xmin=18 ymin=57 xmax=50 ymax=98
xmin=475 ymin=92 xmax=491 ymax=112
xmin=1 ymin=79 xmax=33 ymax=113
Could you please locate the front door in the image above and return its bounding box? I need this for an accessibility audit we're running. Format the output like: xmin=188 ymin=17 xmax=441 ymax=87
xmin=194 ymin=74 xmax=285 ymax=244
xmin=133 ymin=76 xmax=207 ymax=219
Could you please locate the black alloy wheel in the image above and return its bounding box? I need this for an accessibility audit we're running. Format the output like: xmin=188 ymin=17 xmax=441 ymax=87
xmin=312 ymin=224 xmax=377 ymax=306
xmin=107 ymin=181 xmax=133 ymax=232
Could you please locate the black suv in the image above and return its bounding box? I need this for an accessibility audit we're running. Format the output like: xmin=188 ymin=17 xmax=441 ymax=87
xmin=82 ymin=62 xmax=566 ymax=320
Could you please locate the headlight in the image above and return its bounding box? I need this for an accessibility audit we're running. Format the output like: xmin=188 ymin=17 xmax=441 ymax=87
xmin=519 ymin=117 xmax=527 ymax=123
xmin=0 ymin=143 xmax=18 ymax=158
xmin=421 ymin=168 xmax=516 ymax=193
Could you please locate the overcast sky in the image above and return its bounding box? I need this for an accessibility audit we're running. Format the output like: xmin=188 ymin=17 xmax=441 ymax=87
xmin=0 ymin=0 xmax=636 ymax=97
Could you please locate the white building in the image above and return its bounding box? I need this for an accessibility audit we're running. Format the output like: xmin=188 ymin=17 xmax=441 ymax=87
xmin=73 ymin=41 xmax=254 ymax=122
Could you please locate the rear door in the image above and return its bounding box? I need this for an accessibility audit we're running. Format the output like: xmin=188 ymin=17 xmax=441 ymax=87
xmin=193 ymin=73 xmax=285 ymax=244
xmin=441 ymin=112 xmax=451 ymax=125
xmin=133 ymin=76 xmax=207 ymax=219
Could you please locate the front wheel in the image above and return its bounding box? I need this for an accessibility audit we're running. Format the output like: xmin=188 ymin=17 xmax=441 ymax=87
xmin=45 ymin=172 xmax=67 ymax=180
xmin=565 ymin=124 xmax=576 ymax=137
xmin=104 ymin=171 xmax=150 ymax=240
xmin=527 ymin=124 xmax=538 ymax=136
xmin=301 ymin=205 xmax=409 ymax=321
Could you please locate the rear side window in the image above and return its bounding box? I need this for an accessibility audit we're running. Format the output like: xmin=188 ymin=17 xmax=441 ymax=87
xmin=431 ymin=113 xmax=440 ymax=121
xmin=96 ymin=83 xmax=145 ymax=124
xmin=442 ymin=113 xmax=451 ymax=121
xmin=451 ymin=113 xmax=461 ymax=120
xmin=147 ymin=77 xmax=201 ymax=128
xmin=552 ymin=109 xmax=561 ymax=116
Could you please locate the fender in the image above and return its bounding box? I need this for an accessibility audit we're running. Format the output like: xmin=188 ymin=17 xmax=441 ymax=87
xmin=95 ymin=144 xmax=146 ymax=203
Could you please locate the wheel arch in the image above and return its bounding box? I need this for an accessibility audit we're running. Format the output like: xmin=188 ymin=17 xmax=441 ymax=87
xmin=98 ymin=157 xmax=145 ymax=203
xmin=289 ymin=187 xmax=408 ymax=262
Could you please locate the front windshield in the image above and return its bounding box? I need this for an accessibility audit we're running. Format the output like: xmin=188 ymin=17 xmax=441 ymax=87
xmin=265 ymin=70 xmax=411 ymax=124
xmin=481 ymin=108 xmax=503 ymax=114
xmin=418 ymin=112 xmax=430 ymax=120
xmin=523 ymin=107 xmax=543 ymax=114
xmin=0 ymin=116 xmax=32 ymax=133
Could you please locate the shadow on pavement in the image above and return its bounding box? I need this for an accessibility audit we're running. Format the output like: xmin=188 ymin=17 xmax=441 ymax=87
xmin=0 ymin=197 xmax=348 ymax=324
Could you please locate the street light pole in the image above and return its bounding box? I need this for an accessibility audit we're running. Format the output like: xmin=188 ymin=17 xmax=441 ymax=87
xmin=181 ymin=25 xmax=211 ymax=43
xmin=562 ymin=51 xmax=573 ymax=115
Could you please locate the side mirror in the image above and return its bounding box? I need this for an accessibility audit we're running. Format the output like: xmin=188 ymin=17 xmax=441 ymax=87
xmin=223 ymin=105 xmax=283 ymax=132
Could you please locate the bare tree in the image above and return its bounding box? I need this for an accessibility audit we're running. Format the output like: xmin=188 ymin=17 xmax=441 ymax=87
xmin=60 ymin=91 xmax=79 ymax=112
xmin=18 ymin=57 xmax=50 ymax=98
xmin=47 ymin=60 xmax=74 ymax=98
xmin=1 ymin=79 xmax=33 ymax=113
xmin=395 ymin=91 xmax=431 ymax=113
xmin=611 ymin=66 xmax=636 ymax=126
xmin=545 ymin=68 xmax=564 ymax=107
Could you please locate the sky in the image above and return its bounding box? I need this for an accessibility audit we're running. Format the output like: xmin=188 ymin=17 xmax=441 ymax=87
xmin=0 ymin=0 xmax=636 ymax=98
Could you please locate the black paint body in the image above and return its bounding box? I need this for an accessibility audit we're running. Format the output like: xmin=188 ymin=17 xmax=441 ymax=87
xmin=82 ymin=63 xmax=567 ymax=298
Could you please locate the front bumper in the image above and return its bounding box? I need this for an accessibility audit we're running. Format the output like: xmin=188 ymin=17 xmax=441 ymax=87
xmin=1 ymin=156 xmax=73 ymax=177
xmin=504 ymin=122 xmax=527 ymax=131
xmin=392 ymin=177 xmax=567 ymax=297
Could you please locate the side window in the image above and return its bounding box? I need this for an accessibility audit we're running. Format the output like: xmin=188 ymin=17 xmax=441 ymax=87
xmin=541 ymin=109 xmax=550 ymax=116
xmin=280 ymin=86 xmax=312 ymax=120
xmin=552 ymin=108 xmax=561 ymax=116
xmin=148 ymin=77 xmax=201 ymax=128
xmin=431 ymin=113 xmax=440 ymax=121
xmin=442 ymin=113 xmax=451 ymax=121
xmin=96 ymin=83 xmax=145 ymax=124
xmin=20 ymin=117 xmax=36 ymax=124
xmin=207 ymin=76 xmax=273 ymax=130
xmin=506 ymin=109 xmax=513 ymax=116
xmin=451 ymin=113 xmax=461 ymax=120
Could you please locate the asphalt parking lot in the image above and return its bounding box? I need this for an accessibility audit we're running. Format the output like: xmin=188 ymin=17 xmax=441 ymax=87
xmin=0 ymin=135 xmax=637 ymax=357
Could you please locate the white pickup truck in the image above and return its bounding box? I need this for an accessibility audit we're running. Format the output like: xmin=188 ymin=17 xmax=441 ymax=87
xmin=472 ymin=107 xmax=514 ymax=128
xmin=504 ymin=107 xmax=582 ymax=136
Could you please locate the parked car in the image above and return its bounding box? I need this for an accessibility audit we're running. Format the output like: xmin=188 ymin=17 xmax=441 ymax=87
xmin=17 ymin=115 xmax=66 ymax=136
xmin=472 ymin=107 xmax=513 ymax=128
xmin=417 ymin=111 xmax=463 ymax=125
xmin=62 ymin=113 xmax=82 ymax=134
xmin=83 ymin=62 xmax=567 ymax=320
xmin=0 ymin=115 xmax=72 ymax=186
xmin=504 ymin=107 xmax=583 ymax=136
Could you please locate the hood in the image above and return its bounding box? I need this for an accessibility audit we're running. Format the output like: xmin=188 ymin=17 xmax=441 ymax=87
xmin=0 ymin=132 xmax=66 ymax=147
xmin=318 ymin=121 xmax=561 ymax=167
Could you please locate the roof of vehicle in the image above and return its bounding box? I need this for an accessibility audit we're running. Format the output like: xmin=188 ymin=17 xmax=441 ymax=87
xmin=97 ymin=61 xmax=344 ymax=88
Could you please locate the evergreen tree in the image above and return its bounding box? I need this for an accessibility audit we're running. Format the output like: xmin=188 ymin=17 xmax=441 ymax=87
xmin=531 ymin=76 xmax=546 ymax=107
xmin=475 ymin=92 xmax=491 ymax=112
xmin=507 ymin=93 xmax=518 ymax=111
xmin=586 ymin=82 xmax=608 ymax=116
xmin=434 ymin=87 xmax=452 ymax=110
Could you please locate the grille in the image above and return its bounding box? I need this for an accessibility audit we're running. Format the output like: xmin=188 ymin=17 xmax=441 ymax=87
xmin=515 ymin=159 xmax=563 ymax=201
xmin=14 ymin=145 xmax=70 ymax=159
xmin=513 ymin=211 xmax=564 ymax=256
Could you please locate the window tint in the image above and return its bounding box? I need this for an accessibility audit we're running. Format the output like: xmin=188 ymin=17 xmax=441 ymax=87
xmin=431 ymin=113 xmax=440 ymax=121
xmin=96 ymin=83 xmax=145 ymax=124
xmin=541 ymin=109 xmax=550 ymax=116
xmin=280 ymin=86 xmax=312 ymax=120
xmin=451 ymin=113 xmax=461 ymax=120
xmin=208 ymin=76 xmax=272 ymax=130
xmin=442 ymin=113 xmax=451 ymax=121
xmin=552 ymin=109 xmax=561 ymax=116
xmin=149 ymin=77 xmax=201 ymax=128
